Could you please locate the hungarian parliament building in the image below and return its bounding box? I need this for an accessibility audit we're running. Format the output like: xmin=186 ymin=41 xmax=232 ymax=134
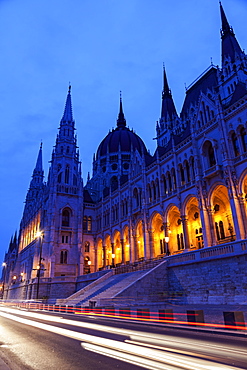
xmin=2 ymin=3 xmax=247 ymax=300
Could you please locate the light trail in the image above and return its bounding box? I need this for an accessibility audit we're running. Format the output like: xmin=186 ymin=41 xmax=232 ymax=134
xmin=0 ymin=307 xmax=246 ymax=370
xmin=0 ymin=310 xmax=244 ymax=370
xmin=0 ymin=306 xmax=246 ymax=358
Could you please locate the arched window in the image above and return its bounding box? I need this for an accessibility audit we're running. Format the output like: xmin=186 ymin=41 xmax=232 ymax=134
xmin=240 ymin=128 xmax=247 ymax=152
xmin=111 ymin=176 xmax=118 ymax=191
xmin=65 ymin=165 xmax=70 ymax=184
xmin=172 ymin=169 xmax=177 ymax=190
xmin=148 ymin=184 xmax=152 ymax=202
xmin=153 ymin=182 xmax=156 ymax=200
xmin=191 ymin=157 xmax=195 ymax=180
xmin=88 ymin=216 xmax=92 ymax=231
xmin=60 ymin=250 xmax=68 ymax=264
xmin=180 ymin=166 xmax=185 ymax=185
xmin=62 ymin=210 xmax=70 ymax=227
xmin=208 ymin=142 xmax=216 ymax=167
xmin=163 ymin=176 xmax=167 ymax=194
xmin=232 ymin=133 xmax=240 ymax=156
xmin=133 ymin=188 xmax=139 ymax=207
xmin=58 ymin=172 xmax=62 ymax=183
xmin=83 ymin=216 xmax=87 ymax=231
xmin=168 ymin=173 xmax=172 ymax=192
xmin=156 ymin=180 xmax=160 ymax=198
xmin=185 ymin=161 xmax=190 ymax=182
xmin=85 ymin=242 xmax=90 ymax=253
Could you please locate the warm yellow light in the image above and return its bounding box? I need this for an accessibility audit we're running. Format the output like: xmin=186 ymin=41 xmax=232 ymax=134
xmin=165 ymin=236 xmax=169 ymax=243
xmin=36 ymin=265 xmax=40 ymax=270
xmin=112 ymin=254 xmax=115 ymax=258
xmin=87 ymin=261 xmax=91 ymax=266
xmin=20 ymin=272 xmax=24 ymax=276
xmin=13 ymin=276 xmax=17 ymax=280
xmin=36 ymin=231 xmax=42 ymax=238
xmin=168 ymin=230 xmax=172 ymax=234
xmin=137 ymin=241 xmax=140 ymax=244
xmin=126 ymin=244 xmax=130 ymax=248
xmin=2 ymin=262 xmax=7 ymax=267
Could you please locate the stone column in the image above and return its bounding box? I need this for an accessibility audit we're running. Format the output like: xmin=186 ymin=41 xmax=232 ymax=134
xmin=103 ymin=246 xmax=107 ymax=268
xmin=133 ymin=235 xmax=138 ymax=261
xmin=198 ymin=205 xmax=211 ymax=248
xmin=148 ymin=228 xmax=155 ymax=258
xmin=181 ymin=215 xmax=190 ymax=250
xmin=164 ymin=222 xmax=170 ymax=255
xmin=229 ymin=195 xmax=246 ymax=240
xmin=238 ymin=194 xmax=247 ymax=238
xmin=94 ymin=245 xmax=98 ymax=273
xmin=120 ymin=239 xmax=125 ymax=264
xmin=111 ymin=242 xmax=115 ymax=266
xmin=129 ymin=226 xmax=134 ymax=263
xmin=143 ymin=223 xmax=150 ymax=260
xmin=207 ymin=207 xmax=217 ymax=246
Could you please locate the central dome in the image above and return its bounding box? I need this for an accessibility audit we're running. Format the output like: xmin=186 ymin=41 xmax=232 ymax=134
xmin=96 ymin=97 xmax=148 ymax=159
xmin=96 ymin=126 xmax=147 ymax=159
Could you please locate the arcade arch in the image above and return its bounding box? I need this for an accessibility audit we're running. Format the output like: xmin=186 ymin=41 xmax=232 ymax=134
xmin=210 ymin=185 xmax=235 ymax=242
xmin=185 ymin=197 xmax=203 ymax=249
xmin=96 ymin=238 xmax=103 ymax=269
xmin=123 ymin=226 xmax=130 ymax=263
xmin=136 ymin=221 xmax=144 ymax=260
xmin=113 ymin=230 xmax=121 ymax=265
xmin=167 ymin=206 xmax=183 ymax=253
xmin=151 ymin=213 xmax=165 ymax=256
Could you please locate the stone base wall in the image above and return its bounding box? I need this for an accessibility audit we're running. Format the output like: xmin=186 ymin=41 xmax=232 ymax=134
xmin=115 ymin=260 xmax=168 ymax=303
xmin=168 ymin=254 xmax=247 ymax=305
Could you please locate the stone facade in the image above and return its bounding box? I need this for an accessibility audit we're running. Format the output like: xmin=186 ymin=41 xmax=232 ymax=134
xmin=1 ymin=3 xmax=247 ymax=302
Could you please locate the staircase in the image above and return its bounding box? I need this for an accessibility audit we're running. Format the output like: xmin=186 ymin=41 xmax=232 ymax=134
xmin=56 ymin=270 xmax=147 ymax=307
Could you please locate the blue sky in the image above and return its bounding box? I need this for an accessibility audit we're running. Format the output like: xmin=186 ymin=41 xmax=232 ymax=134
xmin=0 ymin=0 xmax=247 ymax=263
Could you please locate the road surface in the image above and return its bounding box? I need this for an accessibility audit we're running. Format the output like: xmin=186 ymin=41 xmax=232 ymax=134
xmin=0 ymin=305 xmax=246 ymax=370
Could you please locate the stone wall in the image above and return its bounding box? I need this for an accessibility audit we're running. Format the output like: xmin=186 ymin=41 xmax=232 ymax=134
xmin=168 ymin=254 xmax=247 ymax=305
xmin=115 ymin=260 xmax=168 ymax=303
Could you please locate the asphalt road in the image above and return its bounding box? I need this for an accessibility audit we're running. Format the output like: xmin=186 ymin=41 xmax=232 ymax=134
xmin=0 ymin=306 xmax=247 ymax=370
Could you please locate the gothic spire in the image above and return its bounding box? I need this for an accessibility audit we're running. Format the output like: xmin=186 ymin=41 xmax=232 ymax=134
xmin=160 ymin=66 xmax=177 ymax=123
xmin=56 ymin=85 xmax=76 ymax=147
xmin=61 ymin=84 xmax=74 ymax=124
xmin=34 ymin=142 xmax=43 ymax=174
xmin=220 ymin=2 xmax=242 ymax=64
xmin=31 ymin=142 xmax=44 ymax=186
xmin=117 ymin=91 xmax=126 ymax=128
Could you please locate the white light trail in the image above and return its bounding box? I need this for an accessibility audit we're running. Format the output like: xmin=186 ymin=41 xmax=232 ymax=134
xmin=0 ymin=308 xmax=245 ymax=370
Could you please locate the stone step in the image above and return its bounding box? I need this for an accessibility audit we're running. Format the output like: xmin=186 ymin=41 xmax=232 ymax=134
xmin=80 ymin=270 xmax=147 ymax=307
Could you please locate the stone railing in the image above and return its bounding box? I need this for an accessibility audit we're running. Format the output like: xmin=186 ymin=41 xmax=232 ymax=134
xmin=168 ymin=239 xmax=247 ymax=267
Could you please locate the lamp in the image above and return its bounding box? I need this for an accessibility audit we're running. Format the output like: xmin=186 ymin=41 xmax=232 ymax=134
xmin=165 ymin=236 xmax=169 ymax=243
xmin=35 ymin=230 xmax=44 ymax=300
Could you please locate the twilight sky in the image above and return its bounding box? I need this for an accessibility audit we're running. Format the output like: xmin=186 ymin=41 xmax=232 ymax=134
xmin=0 ymin=0 xmax=247 ymax=263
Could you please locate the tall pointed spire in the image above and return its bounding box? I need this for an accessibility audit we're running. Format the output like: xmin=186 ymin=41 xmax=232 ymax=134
xmin=220 ymin=2 xmax=242 ymax=63
xmin=117 ymin=91 xmax=126 ymax=128
xmin=160 ymin=66 xmax=177 ymax=123
xmin=61 ymin=84 xmax=73 ymax=124
xmin=162 ymin=64 xmax=171 ymax=98
xmin=31 ymin=142 xmax=44 ymax=186
xmin=56 ymin=85 xmax=76 ymax=147
xmin=34 ymin=142 xmax=43 ymax=174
